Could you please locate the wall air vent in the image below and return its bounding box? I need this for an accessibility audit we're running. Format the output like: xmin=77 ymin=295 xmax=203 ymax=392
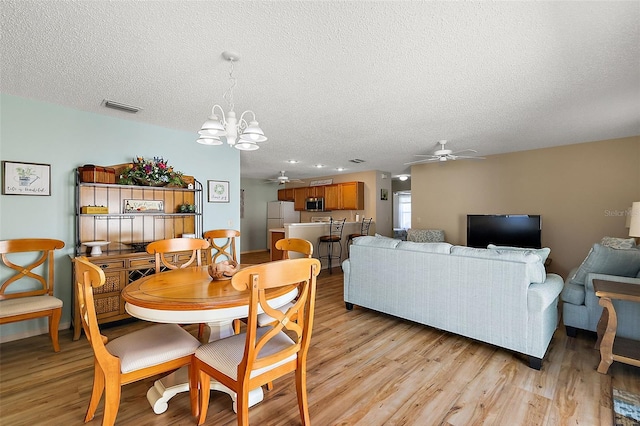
xmin=349 ymin=159 xmax=365 ymax=163
xmin=103 ymin=99 xmax=141 ymax=113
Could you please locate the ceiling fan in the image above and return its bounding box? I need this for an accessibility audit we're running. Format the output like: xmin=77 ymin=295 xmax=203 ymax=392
xmin=266 ymin=171 xmax=304 ymax=185
xmin=405 ymin=140 xmax=485 ymax=165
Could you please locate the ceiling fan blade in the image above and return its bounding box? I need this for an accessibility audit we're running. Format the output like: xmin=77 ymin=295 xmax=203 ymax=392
xmin=404 ymin=158 xmax=441 ymax=165
xmin=451 ymin=149 xmax=478 ymax=155
xmin=413 ymin=154 xmax=439 ymax=158
xmin=451 ymin=155 xmax=486 ymax=160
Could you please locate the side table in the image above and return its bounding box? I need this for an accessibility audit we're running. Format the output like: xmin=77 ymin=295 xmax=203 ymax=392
xmin=593 ymin=279 xmax=640 ymax=374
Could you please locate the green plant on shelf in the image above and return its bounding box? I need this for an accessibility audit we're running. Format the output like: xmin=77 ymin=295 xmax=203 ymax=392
xmin=118 ymin=156 xmax=185 ymax=187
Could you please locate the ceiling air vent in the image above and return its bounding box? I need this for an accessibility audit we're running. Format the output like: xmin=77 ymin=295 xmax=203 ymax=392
xmin=103 ymin=99 xmax=141 ymax=113
xmin=349 ymin=159 xmax=365 ymax=164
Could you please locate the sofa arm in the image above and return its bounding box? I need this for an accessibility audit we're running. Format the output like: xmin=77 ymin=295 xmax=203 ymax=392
xmin=584 ymin=273 xmax=640 ymax=293
xmin=342 ymin=259 xmax=351 ymax=277
xmin=528 ymin=273 xmax=564 ymax=312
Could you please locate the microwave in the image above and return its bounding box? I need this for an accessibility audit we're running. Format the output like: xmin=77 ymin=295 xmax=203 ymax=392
xmin=305 ymin=197 xmax=325 ymax=212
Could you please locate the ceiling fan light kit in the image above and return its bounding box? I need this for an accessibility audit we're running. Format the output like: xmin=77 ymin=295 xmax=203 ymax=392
xmin=197 ymin=51 xmax=267 ymax=151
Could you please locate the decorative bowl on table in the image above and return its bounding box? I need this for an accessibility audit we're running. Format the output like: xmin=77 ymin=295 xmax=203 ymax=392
xmin=208 ymin=260 xmax=238 ymax=281
xmin=83 ymin=241 xmax=110 ymax=256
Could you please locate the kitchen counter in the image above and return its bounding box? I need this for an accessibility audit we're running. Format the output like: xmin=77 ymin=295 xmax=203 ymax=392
xmin=268 ymin=228 xmax=286 ymax=261
xmin=285 ymin=221 xmax=368 ymax=270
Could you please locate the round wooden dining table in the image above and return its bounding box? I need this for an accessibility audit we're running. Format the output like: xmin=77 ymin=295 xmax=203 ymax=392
xmin=122 ymin=264 xmax=298 ymax=415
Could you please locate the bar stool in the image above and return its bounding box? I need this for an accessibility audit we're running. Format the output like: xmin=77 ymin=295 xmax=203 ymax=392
xmin=347 ymin=217 xmax=373 ymax=248
xmin=318 ymin=218 xmax=346 ymax=274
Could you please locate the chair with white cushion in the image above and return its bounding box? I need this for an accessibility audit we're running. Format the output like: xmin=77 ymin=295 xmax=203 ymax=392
xmin=146 ymin=237 xmax=210 ymax=273
xmin=257 ymin=238 xmax=313 ymax=328
xmin=193 ymin=257 xmax=321 ymax=426
xmin=0 ymin=238 xmax=65 ymax=352
xmin=74 ymin=256 xmax=201 ymax=425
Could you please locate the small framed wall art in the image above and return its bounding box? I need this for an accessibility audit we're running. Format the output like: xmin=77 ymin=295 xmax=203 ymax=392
xmin=2 ymin=160 xmax=51 ymax=196
xmin=208 ymin=180 xmax=230 ymax=203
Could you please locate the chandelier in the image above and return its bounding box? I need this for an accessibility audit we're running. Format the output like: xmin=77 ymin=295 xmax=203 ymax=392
xmin=197 ymin=51 xmax=267 ymax=151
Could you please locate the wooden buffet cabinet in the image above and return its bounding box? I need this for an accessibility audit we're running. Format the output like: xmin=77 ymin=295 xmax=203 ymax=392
xmin=278 ymin=181 xmax=363 ymax=211
xmin=71 ymin=173 xmax=203 ymax=340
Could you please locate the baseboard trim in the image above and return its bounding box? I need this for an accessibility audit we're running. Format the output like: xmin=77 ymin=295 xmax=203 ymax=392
xmin=241 ymin=249 xmax=269 ymax=254
xmin=0 ymin=320 xmax=71 ymax=344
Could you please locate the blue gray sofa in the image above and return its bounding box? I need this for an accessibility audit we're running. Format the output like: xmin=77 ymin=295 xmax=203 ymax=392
xmin=342 ymin=236 xmax=564 ymax=369
xmin=561 ymin=239 xmax=640 ymax=340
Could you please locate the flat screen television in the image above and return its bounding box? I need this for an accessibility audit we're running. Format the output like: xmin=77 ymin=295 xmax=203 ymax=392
xmin=466 ymin=214 xmax=542 ymax=249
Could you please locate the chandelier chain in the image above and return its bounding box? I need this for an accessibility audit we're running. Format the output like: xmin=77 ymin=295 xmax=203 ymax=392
xmin=223 ymin=59 xmax=237 ymax=112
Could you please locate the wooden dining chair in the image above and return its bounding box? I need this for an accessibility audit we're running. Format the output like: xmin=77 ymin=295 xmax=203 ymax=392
xmin=193 ymin=258 xmax=321 ymax=426
xmin=232 ymin=238 xmax=314 ymax=335
xmin=203 ymin=229 xmax=240 ymax=264
xmin=146 ymin=238 xmax=210 ymax=339
xmin=145 ymin=237 xmax=210 ymax=273
xmin=204 ymin=230 xmax=243 ymax=334
xmin=74 ymin=256 xmax=201 ymax=425
xmin=258 ymin=238 xmax=313 ymax=327
xmin=275 ymin=238 xmax=314 ymax=260
xmin=0 ymin=238 xmax=65 ymax=352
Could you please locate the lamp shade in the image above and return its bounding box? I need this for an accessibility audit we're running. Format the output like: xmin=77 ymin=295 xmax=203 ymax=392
xmin=234 ymin=141 xmax=259 ymax=151
xmin=199 ymin=115 xmax=226 ymax=137
xmin=239 ymin=121 xmax=267 ymax=142
xmin=197 ymin=136 xmax=223 ymax=146
xmin=629 ymin=201 xmax=640 ymax=238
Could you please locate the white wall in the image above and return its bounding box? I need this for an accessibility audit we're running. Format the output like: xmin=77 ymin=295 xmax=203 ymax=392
xmin=0 ymin=94 xmax=241 ymax=342
xmin=240 ymin=177 xmax=278 ymax=251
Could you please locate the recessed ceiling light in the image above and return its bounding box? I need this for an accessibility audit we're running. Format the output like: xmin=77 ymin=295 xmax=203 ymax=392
xmin=336 ymin=167 xmax=345 ymax=171
xmin=398 ymin=175 xmax=409 ymax=181
xmin=314 ymin=164 xmax=325 ymax=168
xmin=287 ymin=160 xmax=299 ymax=164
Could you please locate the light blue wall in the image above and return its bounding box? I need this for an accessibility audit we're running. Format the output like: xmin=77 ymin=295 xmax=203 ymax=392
xmin=240 ymin=178 xmax=278 ymax=251
xmin=0 ymin=94 xmax=241 ymax=342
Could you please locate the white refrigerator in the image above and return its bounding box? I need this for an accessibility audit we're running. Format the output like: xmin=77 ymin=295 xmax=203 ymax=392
xmin=267 ymin=201 xmax=300 ymax=248
xmin=267 ymin=201 xmax=299 ymax=229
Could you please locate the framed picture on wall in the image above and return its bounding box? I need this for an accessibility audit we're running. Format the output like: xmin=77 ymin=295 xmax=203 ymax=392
xmin=208 ymin=180 xmax=230 ymax=203
xmin=2 ymin=160 xmax=51 ymax=196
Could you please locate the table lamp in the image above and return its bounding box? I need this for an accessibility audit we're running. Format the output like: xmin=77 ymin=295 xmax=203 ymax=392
xmin=629 ymin=201 xmax=640 ymax=242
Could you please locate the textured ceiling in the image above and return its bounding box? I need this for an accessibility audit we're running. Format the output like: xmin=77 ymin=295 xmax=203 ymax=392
xmin=1 ymin=1 xmax=639 ymax=181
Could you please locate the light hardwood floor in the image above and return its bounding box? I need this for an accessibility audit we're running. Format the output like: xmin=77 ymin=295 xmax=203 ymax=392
xmin=1 ymin=251 xmax=638 ymax=425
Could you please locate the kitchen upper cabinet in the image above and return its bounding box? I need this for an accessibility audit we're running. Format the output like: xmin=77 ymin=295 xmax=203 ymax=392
xmin=280 ymin=181 xmax=363 ymax=211
xmin=294 ymin=187 xmax=307 ymax=211
xmin=340 ymin=181 xmax=364 ymax=210
xmin=277 ymin=188 xmax=295 ymax=201
xmin=323 ymin=184 xmax=341 ymax=210
xmin=308 ymin=186 xmax=325 ymax=198
xmin=323 ymin=182 xmax=364 ymax=211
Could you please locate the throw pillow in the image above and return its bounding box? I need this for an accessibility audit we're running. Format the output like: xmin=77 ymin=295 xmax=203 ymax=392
xmin=406 ymin=229 xmax=445 ymax=243
xmin=570 ymin=243 xmax=640 ymax=286
xmin=487 ymin=244 xmax=551 ymax=264
xmin=600 ymin=236 xmax=636 ymax=250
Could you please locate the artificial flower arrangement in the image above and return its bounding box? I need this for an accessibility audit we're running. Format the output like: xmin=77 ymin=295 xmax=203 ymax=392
xmin=118 ymin=156 xmax=185 ymax=187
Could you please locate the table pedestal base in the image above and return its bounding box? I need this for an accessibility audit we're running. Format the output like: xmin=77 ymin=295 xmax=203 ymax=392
xmin=147 ymin=366 xmax=264 ymax=414
xmin=146 ymin=321 xmax=264 ymax=414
